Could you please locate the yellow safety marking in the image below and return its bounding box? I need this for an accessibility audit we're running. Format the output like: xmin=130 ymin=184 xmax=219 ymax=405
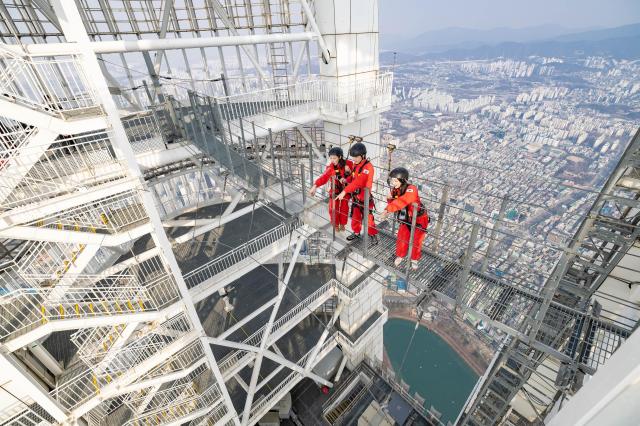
xmin=36 ymin=220 xmax=44 ymax=227
xmin=58 ymin=305 xmax=64 ymax=318
xmin=138 ymin=299 xmax=145 ymax=310
xmin=74 ymin=223 xmax=80 ymax=231
xmin=101 ymin=300 xmax=109 ymax=313
xmin=106 ymin=374 xmax=112 ymax=383
xmin=100 ymin=213 xmax=109 ymax=225
xmin=103 ymin=341 xmax=108 ymax=352
xmin=57 ymin=223 xmax=63 ymax=230
xmin=40 ymin=305 xmax=47 ymax=324
xmin=75 ymin=304 xmax=80 ymax=315
xmin=92 ymin=375 xmax=100 ymax=394
xmin=89 ymin=303 xmax=94 ymax=313
xmin=127 ymin=300 xmax=134 ymax=311
xmin=115 ymin=301 xmax=122 ymax=313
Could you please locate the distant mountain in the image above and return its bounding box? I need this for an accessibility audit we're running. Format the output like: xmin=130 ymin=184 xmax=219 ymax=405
xmin=381 ymin=25 xmax=592 ymax=54
xmin=380 ymin=23 xmax=640 ymax=61
xmin=552 ymin=23 xmax=640 ymax=42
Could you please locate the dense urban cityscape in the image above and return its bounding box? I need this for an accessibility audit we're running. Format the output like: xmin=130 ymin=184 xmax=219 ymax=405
xmin=381 ymin=55 xmax=639 ymax=299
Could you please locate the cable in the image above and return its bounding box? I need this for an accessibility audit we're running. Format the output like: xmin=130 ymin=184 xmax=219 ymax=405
xmin=101 ymin=58 xmax=631 ymax=204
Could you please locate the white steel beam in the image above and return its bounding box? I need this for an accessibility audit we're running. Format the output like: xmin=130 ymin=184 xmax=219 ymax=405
xmin=118 ymin=356 xmax=207 ymax=395
xmin=304 ymin=302 xmax=343 ymax=374
xmin=5 ymin=33 xmax=316 ymax=56
xmin=206 ymin=337 xmax=332 ymax=387
xmin=171 ymin=201 xmax=261 ymax=244
xmin=217 ymin=298 xmax=277 ymax=340
xmin=0 ymin=128 xmax=57 ymax=205
xmin=299 ymin=0 xmax=331 ymax=64
xmin=0 ymin=353 xmax=67 ymax=422
xmin=2 ymin=311 xmax=160 ymax=352
xmin=69 ymin=331 xmax=200 ymax=418
xmin=27 ymin=342 xmax=63 ymax=376
xmin=241 ymin=237 xmax=303 ymax=426
xmin=0 ymin=97 xmax=107 ymax=134
xmin=47 ymin=3 xmax=240 ymax=423
xmin=208 ymin=0 xmax=268 ymax=81
xmin=0 ymin=178 xmax=138 ymax=228
xmin=0 ymin=222 xmax=154 ymax=246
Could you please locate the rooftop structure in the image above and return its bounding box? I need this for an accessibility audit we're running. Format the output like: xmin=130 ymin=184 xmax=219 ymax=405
xmin=0 ymin=1 xmax=639 ymax=426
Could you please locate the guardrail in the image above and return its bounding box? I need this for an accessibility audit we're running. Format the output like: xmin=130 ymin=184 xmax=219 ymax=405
xmin=0 ymin=52 xmax=100 ymax=117
xmin=23 ymin=189 xmax=148 ymax=233
xmin=248 ymin=338 xmax=337 ymax=423
xmin=1 ymin=130 xmax=126 ymax=210
xmin=183 ymin=218 xmax=301 ymax=289
xmin=123 ymin=383 xmax=222 ymax=426
xmin=218 ymin=279 xmax=336 ymax=376
xmin=0 ymin=272 xmax=179 ymax=342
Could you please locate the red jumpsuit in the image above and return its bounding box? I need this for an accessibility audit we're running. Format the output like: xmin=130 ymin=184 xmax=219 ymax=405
xmin=314 ymin=159 xmax=353 ymax=228
xmin=386 ymin=184 xmax=429 ymax=260
xmin=343 ymin=159 xmax=378 ymax=236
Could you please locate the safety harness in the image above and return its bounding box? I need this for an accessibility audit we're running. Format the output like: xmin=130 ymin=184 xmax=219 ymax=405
xmin=391 ymin=184 xmax=428 ymax=228
xmin=350 ymin=159 xmax=375 ymax=216
xmin=332 ymin=159 xmax=349 ymax=193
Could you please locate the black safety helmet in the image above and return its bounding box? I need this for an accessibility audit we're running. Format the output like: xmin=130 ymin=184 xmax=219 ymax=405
xmin=388 ymin=167 xmax=409 ymax=185
xmin=328 ymin=146 xmax=344 ymax=158
xmin=349 ymin=142 xmax=367 ymax=158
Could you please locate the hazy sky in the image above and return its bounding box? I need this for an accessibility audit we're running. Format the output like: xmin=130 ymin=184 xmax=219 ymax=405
xmin=379 ymin=0 xmax=640 ymax=36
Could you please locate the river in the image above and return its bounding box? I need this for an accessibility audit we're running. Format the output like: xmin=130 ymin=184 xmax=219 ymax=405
xmin=383 ymin=318 xmax=479 ymax=424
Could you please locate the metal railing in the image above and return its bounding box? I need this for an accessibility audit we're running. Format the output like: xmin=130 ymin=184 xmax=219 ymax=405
xmin=51 ymin=314 xmax=194 ymax=411
xmin=217 ymin=73 xmax=393 ymax=140
xmin=188 ymin=401 xmax=229 ymax=426
xmin=248 ymin=339 xmax=336 ymax=423
xmin=123 ymin=383 xmax=222 ymax=426
xmin=135 ymin=340 xmax=206 ymax=382
xmin=1 ymin=130 xmax=126 ymax=210
xmin=218 ymin=279 xmax=336 ymax=376
xmin=0 ymin=272 xmax=179 ymax=342
xmin=122 ymin=111 xmax=167 ymax=154
xmin=0 ymin=52 xmax=100 ymax=117
xmin=22 ymin=189 xmax=149 ymax=233
xmin=183 ymin=218 xmax=301 ymax=289
xmin=0 ymin=400 xmax=55 ymax=426
xmin=0 ymin=117 xmax=36 ymax=172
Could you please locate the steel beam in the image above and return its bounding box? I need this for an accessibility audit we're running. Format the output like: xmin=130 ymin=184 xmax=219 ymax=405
xmin=3 ymin=33 xmax=317 ymax=56
xmin=240 ymin=237 xmax=303 ymax=425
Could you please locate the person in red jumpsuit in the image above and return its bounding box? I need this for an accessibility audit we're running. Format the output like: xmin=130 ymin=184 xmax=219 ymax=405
xmin=335 ymin=142 xmax=378 ymax=245
xmin=308 ymin=146 xmax=353 ymax=231
xmin=380 ymin=167 xmax=429 ymax=270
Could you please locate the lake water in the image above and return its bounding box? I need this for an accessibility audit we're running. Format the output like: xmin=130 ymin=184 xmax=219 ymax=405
xmin=383 ymin=318 xmax=479 ymax=424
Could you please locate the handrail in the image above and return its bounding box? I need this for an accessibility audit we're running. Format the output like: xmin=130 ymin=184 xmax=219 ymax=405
xmin=183 ymin=217 xmax=301 ymax=289
xmin=0 ymin=53 xmax=100 ymax=117
xmin=218 ymin=279 xmax=336 ymax=375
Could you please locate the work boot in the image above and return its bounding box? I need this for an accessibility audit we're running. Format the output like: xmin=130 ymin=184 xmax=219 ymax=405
xmin=394 ymin=257 xmax=404 ymax=267
xmin=411 ymin=260 xmax=419 ymax=270
xmin=346 ymin=232 xmax=360 ymax=241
